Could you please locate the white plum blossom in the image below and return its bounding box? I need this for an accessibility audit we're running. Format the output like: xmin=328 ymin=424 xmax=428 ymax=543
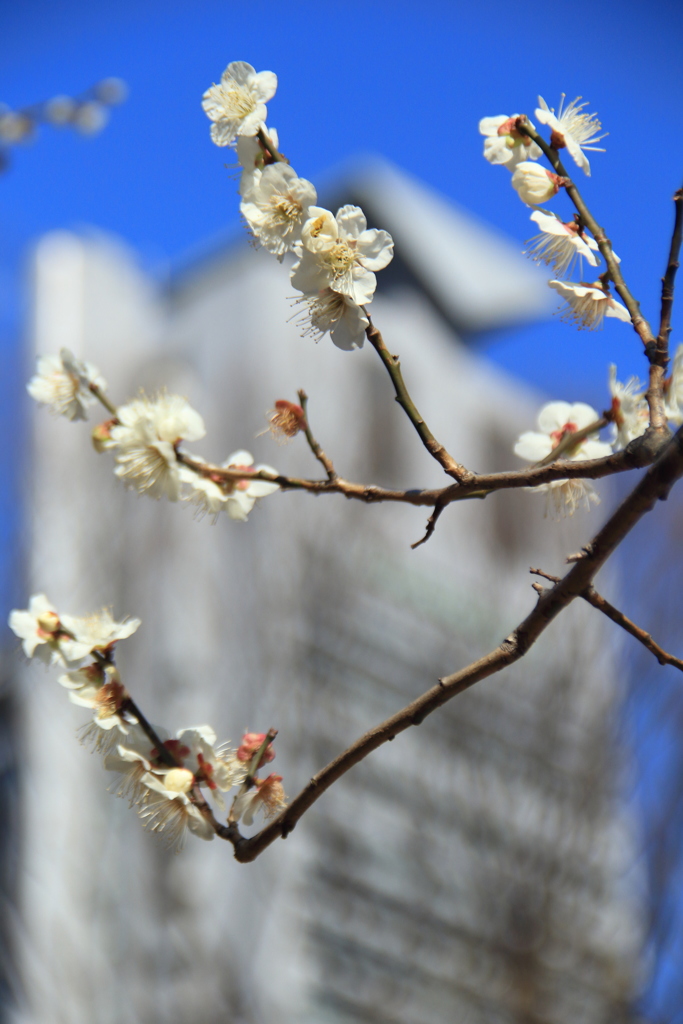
xmin=535 ymin=95 xmax=606 ymax=176
xmin=478 ymin=114 xmax=542 ymax=168
xmin=525 ymin=211 xmax=600 ymax=278
xmin=154 ymin=725 xmax=246 ymax=810
xmin=103 ymin=725 xmax=164 ymax=805
xmin=179 ymin=452 xmax=279 ymax=521
xmin=138 ymin=786 xmax=215 ymax=851
xmin=608 ymin=365 xmax=648 ymax=449
xmin=548 ymin=280 xmax=631 ymax=330
xmin=61 ymin=664 xmax=132 ymax=744
xmin=236 ymin=126 xmax=279 ymax=195
xmin=511 ymin=162 xmax=564 ymax=206
xmin=292 ymin=205 xmax=394 ymax=306
xmin=221 ymin=451 xmax=280 ymax=521
xmin=241 ymin=163 xmax=317 ymax=258
xmin=294 ymin=287 xmax=369 ymax=351
xmin=514 ymin=401 xmax=612 ymax=516
xmin=27 ymin=348 xmax=106 ymax=421
xmin=232 ymin=773 xmax=286 ymax=826
xmin=664 ymin=343 xmax=683 ymax=425
xmin=110 ymin=393 xmax=206 ymax=501
xmin=9 ymin=594 xmax=67 ymax=665
xmin=177 ymin=465 xmax=227 ymax=520
xmin=10 ymin=596 xmax=139 ymax=667
xmin=60 ymin=606 xmax=141 ymax=658
xmin=202 ymin=61 xmax=277 ymax=147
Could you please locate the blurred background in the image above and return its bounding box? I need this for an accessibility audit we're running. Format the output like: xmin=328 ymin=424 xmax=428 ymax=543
xmin=2 ymin=1 xmax=683 ymax=1021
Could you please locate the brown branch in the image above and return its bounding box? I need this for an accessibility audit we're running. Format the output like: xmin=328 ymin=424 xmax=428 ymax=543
xmin=297 ymin=390 xmax=337 ymax=481
xmin=364 ymin=316 xmax=473 ymax=484
xmin=530 ymin=568 xmax=683 ymax=673
xmin=222 ymin=425 xmax=683 ymax=863
xmin=657 ymin=187 xmax=683 ymax=362
xmin=178 ymin=440 xmax=663 ymax=513
xmin=119 ymin=696 xmax=180 ymax=769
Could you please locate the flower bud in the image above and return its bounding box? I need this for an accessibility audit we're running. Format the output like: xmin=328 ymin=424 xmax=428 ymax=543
xmin=511 ymin=162 xmax=563 ymax=206
xmin=36 ymin=609 xmax=60 ymax=635
xmin=91 ymin=419 xmax=117 ymax=452
xmin=237 ymin=731 xmax=275 ymax=766
xmin=163 ymin=768 xmax=195 ymax=794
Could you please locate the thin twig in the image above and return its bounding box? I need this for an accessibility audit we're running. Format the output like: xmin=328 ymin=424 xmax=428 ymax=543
xmin=530 ymin=568 xmax=683 ymax=673
xmin=222 ymin=425 xmax=683 ymax=863
xmin=582 ymin=586 xmax=683 ymax=672
xmin=298 ymin=390 xmax=337 ymax=481
xmin=89 ymin=383 xmax=118 ymax=417
xmin=657 ymin=187 xmax=683 ymax=361
xmin=364 ymin=316 xmax=473 ymax=483
xmin=120 ymin=696 xmax=180 ymax=769
xmin=411 ymin=499 xmax=447 ymax=550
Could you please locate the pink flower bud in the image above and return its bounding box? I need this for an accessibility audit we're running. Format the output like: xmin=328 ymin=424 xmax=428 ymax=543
xmin=237 ymin=731 xmax=275 ymax=766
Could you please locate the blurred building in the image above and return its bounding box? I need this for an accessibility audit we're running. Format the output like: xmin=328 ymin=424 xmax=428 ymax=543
xmin=10 ymin=161 xmax=645 ymax=1024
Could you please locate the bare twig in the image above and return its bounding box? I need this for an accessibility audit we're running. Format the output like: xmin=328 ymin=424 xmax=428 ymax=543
xmin=89 ymin=383 xmax=118 ymax=417
xmin=221 ymin=425 xmax=683 ymax=862
xmin=298 ymin=390 xmax=337 ymax=481
xmin=411 ymin=498 xmax=447 ymax=550
xmin=657 ymin=187 xmax=683 ymax=361
xmin=582 ymin=586 xmax=683 ymax=672
xmin=530 ymin=568 xmax=683 ymax=672
xmin=364 ymin=316 xmax=473 ymax=483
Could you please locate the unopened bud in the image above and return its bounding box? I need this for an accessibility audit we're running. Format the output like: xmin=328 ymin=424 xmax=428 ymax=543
xmin=92 ymin=419 xmax=117 ymax=452
xmin=237 ymin=731 xmax=275 ymax=766
xmin=36 ymin=610 xmax=60 ymax=635
xmin=0 ymin=111 xmax=33 ymax=144
xmin=74 ymin=101 xmax=108 ymax=135
xmin=511 ymin=162 xmax=563 ymax=206
xmin=163 ymin=768 xmax=195 ymax=794
xmin=45 ymin=96 xmax=76 ymax=126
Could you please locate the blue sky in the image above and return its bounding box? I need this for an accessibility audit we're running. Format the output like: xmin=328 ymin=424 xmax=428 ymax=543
xmin=2 ymin=0 xmax=683 ymax=1013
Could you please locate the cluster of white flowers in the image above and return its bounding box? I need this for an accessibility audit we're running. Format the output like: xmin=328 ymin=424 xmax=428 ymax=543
xmin=26 ymin=352 xmax=280 ymax=522
xmin=480 ymin=94 xmax=630 ymax=331
xmin=513 ymin=345 xmax=683 ymax=514
xmin=9 ymin=596 xmax=286 ymax=849
xmin=204 ymin=62 xmax=395 ymax=351
xmin=479 ymin=95 xmax=604 ymax=180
